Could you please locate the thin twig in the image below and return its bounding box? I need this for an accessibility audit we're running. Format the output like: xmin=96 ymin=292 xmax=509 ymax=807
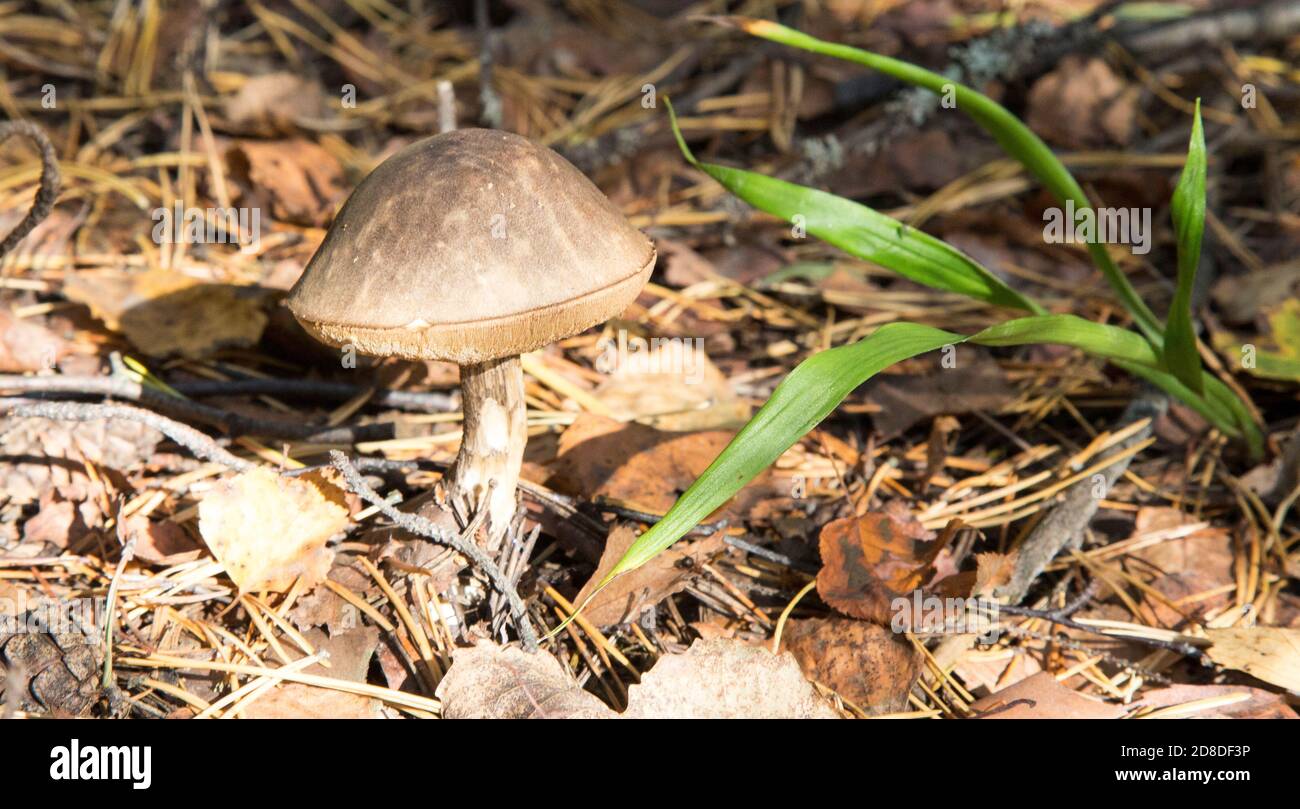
xmin=0 ymin=120 xmax=61 ymax=260
xmin=996 ymin=389 xmax=1166 ymax=604
xmin=170 ymin=377 xmax=455 ymax=413
xmin=329 ymin=451 xmax=538 ymax=651
xmin=0 ymin=398 xmax=254 ymax=471
xmin=0 ymin=374 xmax=398 ymax=441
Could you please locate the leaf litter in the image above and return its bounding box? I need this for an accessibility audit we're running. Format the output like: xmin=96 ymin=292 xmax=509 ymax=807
xmin=0 ymin=0 xmax=1296 ymax=720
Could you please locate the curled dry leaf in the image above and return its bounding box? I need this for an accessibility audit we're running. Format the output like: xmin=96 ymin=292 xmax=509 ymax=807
xmin=64 ymin=269 xmax=270 ymax=359
xmin=816 ymin=506 xmax=973 ymax=629
xmin=437 ymin=638 xmax=839 ymax=719
xmin=970 ymin=672 xmax=1127 ymax=719
xmin=227 ymin=139 xmax=346 ymax=227
xmin=779 ymin=617 xmax=923 ymax=715
xmin=0 ymin=307 xmax=67 ymax=372
xmin=545 ymin=413 xmax=772 ymax=518
xmin=1203 ymin=627 xmax=1300 ymax=695
xmin=572 ymin=523 xmax=725 ymax=627
xmin=198 ymin=468 xmax=349 ymax=594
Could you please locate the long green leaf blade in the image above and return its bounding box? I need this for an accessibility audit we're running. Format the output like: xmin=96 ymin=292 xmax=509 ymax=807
xmin=1164 ymin=100 xmax=1207 ymax=393
xmin=602 ymin=315 xmax=1249 ymax=589
xmin=720 ymin=16 xmax=1164 ymax=344
xmin=605 ymin=322 xmax=963 ymax=581
xmin=665 ymin=99 xmax=1043 ymax=314
xmin=970 ymin=314 xmax=1160 ymax=367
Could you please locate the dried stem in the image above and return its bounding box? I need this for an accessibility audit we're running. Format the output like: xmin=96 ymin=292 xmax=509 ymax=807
xmin=329 ymin=450 xmax=539 ymax=651
xmin=0 ymin=120 xmax=61 ymax=260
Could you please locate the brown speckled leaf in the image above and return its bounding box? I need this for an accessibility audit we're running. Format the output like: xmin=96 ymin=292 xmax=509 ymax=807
xmin=779 ymin=617 xmax=922 ymax=715
xmin=198 ymin=468 xmax=348 ymax=593
xmin=816 ymin=506 xmax=972 ymax=628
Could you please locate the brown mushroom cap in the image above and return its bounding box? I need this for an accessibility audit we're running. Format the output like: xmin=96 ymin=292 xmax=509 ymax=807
xmin=286 ymin=129 xmax=655 ymax=364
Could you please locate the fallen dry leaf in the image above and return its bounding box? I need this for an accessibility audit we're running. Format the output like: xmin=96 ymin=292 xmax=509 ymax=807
xmin=241 ymin=626 xmax=383 ymax=719
xmin=951 ymin=647 xmax=1044 ymax=694
xmin=222 ymin=72 xmax=326 ymax=135
xmin=624 ymin=638 xmax=839 ymax=718
xmin=64 ymin=269 xmax=271 ymax=358
xmin=22 ymin=496 xmax=89 ymax=549
xmin=862 ymin=351 xmax=1014 ymax=438
xmin=1027 ymin=55 xmax=1138 ymax=147
xmin=122 ymin=516 xmax=201 ymax=566
xmin=239 ymin=684 xmax=382 ymax=719
xmin=0 ymin=415 xmax=160 ymax=508
xmin=572 ymin=523 xmax=725 ymax=626
xmin=595 ymin=341 xmax=750 ymax=431
xmin=657 ymin=237 xmax=717 ymax=287
xmin=1203 ymin=627 xmax=1300 ymax=695
xmin=436 ymin=643 xmax=615 ymax=719
xmin=816 ymin=506 xmax=973 ymax=628
xmin=198 ymin=468 xmax=349 ymax=593
xmin=227 ymin=139 xmax=346 ymax=227
xmin=970 ymin=672 xmax=1127 ymax=719
xmin=1123 ymin=506 xmax=1235 ymax=628
xmin=545 ymin=413 xmax=771 ymax=518
xmin=0 ymin=308 xmax=67 ymax=372
xmin=288 ymin=562 xmax=379 ymax=636
xmin=437 ymin=638 xmax=839 ymax=719
xmin=779 ymin=617 xmax=922 ymax=714
xmin=1136 ymin=684 xmax=1298 ymax=719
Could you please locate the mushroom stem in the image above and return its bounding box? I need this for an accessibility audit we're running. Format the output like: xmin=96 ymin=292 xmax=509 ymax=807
xmin=449 ymin=355 xmax=527 ymax=546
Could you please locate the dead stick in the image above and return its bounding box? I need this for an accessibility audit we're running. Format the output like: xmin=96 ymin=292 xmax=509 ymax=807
xmin=0 ymin=120 xmax=60 ymax=260
xmin=995 ymin=389 xmax=1166 ymax=605
xmin=0 ymin=398 xmax=254 ymax=471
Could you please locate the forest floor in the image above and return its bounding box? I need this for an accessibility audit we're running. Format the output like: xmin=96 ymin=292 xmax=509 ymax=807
xmin=0 ymin=0 xmax=1298 ymax=719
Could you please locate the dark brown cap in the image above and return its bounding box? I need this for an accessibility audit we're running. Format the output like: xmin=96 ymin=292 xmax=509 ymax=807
xmin=286 ymin=129 xmax=655 ymax=363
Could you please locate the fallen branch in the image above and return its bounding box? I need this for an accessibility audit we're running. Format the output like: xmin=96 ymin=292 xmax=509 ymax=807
xmin=0 ymin=120 xmax=60 ymax=260
xmin=0 ymin=374 xmax=395 ymax=442
xmin=0 ymin=398 xmax=254 ymax=471
xmin=996 ymin=389 xmax=1167 ymax=605
xmin=170 ymin=377 xmax=456 ymax=413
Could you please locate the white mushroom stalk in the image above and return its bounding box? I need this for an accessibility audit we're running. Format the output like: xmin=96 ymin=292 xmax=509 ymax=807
xmin=448 ymin=356 xmax=527 ymax=541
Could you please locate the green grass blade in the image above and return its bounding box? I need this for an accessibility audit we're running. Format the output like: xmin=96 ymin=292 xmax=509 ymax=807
xmin=719 ymin=16 xmax=1164 ymax=344
xmin=596 ymin=314 xmax=1250 ymax=596
xmin=969 ymin=314 xmax=1160 ymax=367
xmin=971 ymin=316 xmax=1255 ymax=451
xmin=665 ymin=98 xmax=1044 ymax=315
xmin=1201 ymin=372 xmax=1263 ymax=459
xmin=604 ymin=322 xmax=963 ymax=581
xmin=1163 ymin=100 xmax=1207 ymax=393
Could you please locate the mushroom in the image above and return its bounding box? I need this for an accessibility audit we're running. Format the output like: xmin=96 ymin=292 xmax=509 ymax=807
xmin=286 ymin=129 xmax=655 ymax=544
